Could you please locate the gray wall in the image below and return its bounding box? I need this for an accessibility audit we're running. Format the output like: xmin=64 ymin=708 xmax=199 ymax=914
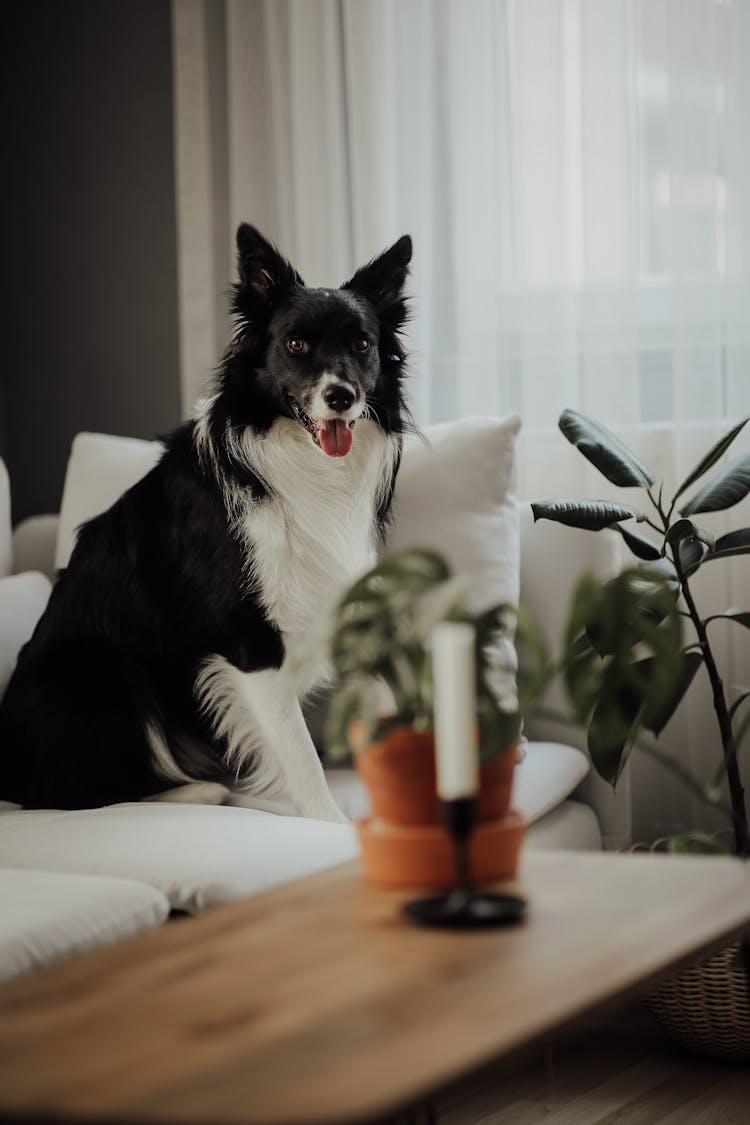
xmin=1 ymin=0 xmax=181 ymax=523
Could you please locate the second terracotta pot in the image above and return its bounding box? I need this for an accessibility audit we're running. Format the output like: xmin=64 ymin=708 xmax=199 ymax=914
xmin=357 ymin=810 xmax=526 ymax=889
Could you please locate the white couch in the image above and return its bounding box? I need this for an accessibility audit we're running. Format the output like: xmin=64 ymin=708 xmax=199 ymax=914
xmin=0 ymin=419 xmax=630 ymax=982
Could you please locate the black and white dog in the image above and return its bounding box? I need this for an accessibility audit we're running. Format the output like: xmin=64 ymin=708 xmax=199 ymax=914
xmin=0 ymin=225 xmax=412 ymax=820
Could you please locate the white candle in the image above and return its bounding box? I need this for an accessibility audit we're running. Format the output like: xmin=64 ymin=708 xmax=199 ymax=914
xmin=431 ymin=622 xmax=479 ymax=800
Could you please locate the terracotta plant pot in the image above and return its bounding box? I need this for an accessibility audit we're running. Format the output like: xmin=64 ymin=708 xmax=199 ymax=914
xmin=351 ymin=723 xmax=526 ymax=889
xmin=357 ymin=810 xmax=526 ymax=890
xmin=354 ymin=725 xmax=521 ymax=827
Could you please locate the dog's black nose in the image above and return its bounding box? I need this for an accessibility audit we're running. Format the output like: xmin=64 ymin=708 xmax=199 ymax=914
xmin=324 ymin=384 xmax=355 ymax=413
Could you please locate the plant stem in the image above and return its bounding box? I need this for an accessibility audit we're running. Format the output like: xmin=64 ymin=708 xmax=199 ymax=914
xmin=648 ymin=486 xmax=671 ymax=528
xmin=673 ymin=555 xmax=750 ymax=858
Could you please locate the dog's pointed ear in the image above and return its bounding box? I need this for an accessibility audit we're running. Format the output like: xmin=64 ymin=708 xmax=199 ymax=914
xmin=343 ymin=235 xmax=412 ymax=313
xmin=236 ymin=224 xmax=304 ymax=304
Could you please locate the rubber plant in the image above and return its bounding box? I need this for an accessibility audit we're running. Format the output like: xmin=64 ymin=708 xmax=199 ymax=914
xmin=532 ymin=409 xmax=750 ymax=860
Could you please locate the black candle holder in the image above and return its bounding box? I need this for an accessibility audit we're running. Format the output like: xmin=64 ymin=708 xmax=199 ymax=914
xmin=403 ymin=797 xmax=526 ymax=928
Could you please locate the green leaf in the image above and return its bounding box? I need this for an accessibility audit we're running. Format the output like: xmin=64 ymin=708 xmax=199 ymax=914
xmin=570 ymin=568 xmax=681 ymax=659
xmin=703 ymin=527 xmax=750 ymax=562
xmin=341 ymin=548 xmax=451 ymax=605
xmin=620 ymin=568 xmax=682 ymax=630
xmin=729 ymin=689 xmax=750 ymax=722
xmin=641 ymin=651 xmax=703 ymax=736
xmin=324 ymin=680 xmax=374 ymax=761
xmin=666 ymin=518 xmax=715 ymax=578
xmin=531 ymin=500 xmax=645 ymax=532
xmin=665 ymin=517 xmax=716 ymax=552
xmin=678 ymin=539 xmax=705 ymax=577
xmin=328 ymin=548 xmax=461 ymax=720
xmin=710 ymin=694 xmax=750 ymax=789
xmin=563 ymin=567 xmax=684 ymax=787
xmin=706 ymin=609 xmax=750 ymax=630
xmin=734 ymin=704 xmax=750 ymax=755
xmin=569 ymin=632 xmax=594 ymax=658
xmin=638 ymin=556 xmax=679 ymax=587
xmin=511 ymin=606 xmax=555 ymax=720
xmin=633 ymin=557 xmax=682 ymax=607
xmin=473 ymin=603 xmax=540 ymax=762
xmin=615 ymin=524 xmax=662 ymax=561
xmin=666 ymin=832 xmax=729 ymax=856
xmin=673 ymin=417 xmax=749 ymax=502
xmin=587 ymin=693 xmax=639 ymax=786
xmin=559 ymin=410 xmax=656 ymax=488
xmin=679 ymin=454 xmax=750 ymax=516
xmin=563 ymin=569 xmax=684 ymax=773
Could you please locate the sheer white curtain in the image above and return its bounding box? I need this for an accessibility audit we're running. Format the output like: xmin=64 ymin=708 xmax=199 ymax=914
xmin=172 ymin=0 xmax=750 ymax=841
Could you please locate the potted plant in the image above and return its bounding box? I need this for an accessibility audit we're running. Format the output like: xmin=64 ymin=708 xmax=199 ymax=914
xmin=323 ymin=543 xmax=686 ymax=893
xmin=324 ymin=548 xmax=537 ymax=889
xmin=532 ymin=408 xmax=750 ymax=1060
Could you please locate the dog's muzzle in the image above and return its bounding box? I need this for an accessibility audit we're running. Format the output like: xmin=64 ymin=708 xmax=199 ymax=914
xmin=288 ymin=396 xmax=359 ymax=458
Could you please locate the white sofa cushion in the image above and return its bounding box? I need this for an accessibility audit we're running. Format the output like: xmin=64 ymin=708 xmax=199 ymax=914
xmin=55 ymin=432 xmax=163 ymax=570
xmin=388 ymin=415 xmax=521 ymax=614
xmin=0 ymin=572 xmax=52 ymax=699
xmin=0 ymin=867 xmax=169 ymax=983
xmin=0 ymin=804 xmax=359 ymax=913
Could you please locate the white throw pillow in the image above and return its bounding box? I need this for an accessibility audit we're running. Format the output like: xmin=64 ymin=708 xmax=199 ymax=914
xmin=0 ymin=804 xmax=359 ymax=913
xmin=0 ymin=572 xmax=52 ymax=700
xmin=55 ymin=432 xmax=163 ymax=571
xmin=0 ymin=868 xmax=169 ymax=982
xmin=388 ymin=415 xmax=521 ymax=613
xmin=55 ymin=419 xmax=522 ymax=613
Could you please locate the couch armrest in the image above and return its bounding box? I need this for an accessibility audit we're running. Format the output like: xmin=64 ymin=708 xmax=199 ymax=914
xmin=518 ymin=502 xmax=632 ymax=849
xmin=12 ymin=515 xmax=59 ymax=581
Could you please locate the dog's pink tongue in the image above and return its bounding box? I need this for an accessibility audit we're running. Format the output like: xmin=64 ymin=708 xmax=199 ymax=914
xmin=318 ymin=419 xmax=353 ymax=457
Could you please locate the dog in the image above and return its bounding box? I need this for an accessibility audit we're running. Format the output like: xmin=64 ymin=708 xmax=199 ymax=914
xmin=0 ymin=224 xmax=412 ymax=820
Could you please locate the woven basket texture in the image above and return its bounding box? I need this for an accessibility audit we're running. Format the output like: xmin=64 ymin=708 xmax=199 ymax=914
xmin=648 ymin=941 xmax=750 ymax=1063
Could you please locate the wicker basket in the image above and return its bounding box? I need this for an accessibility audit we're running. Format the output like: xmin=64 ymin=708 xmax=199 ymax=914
xmin=648 ymin=939 xmax=750 ymax=1062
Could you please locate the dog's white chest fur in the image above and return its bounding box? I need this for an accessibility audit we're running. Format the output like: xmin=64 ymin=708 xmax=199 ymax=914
xmin=237 ymin=418 xmax=397 ymax=643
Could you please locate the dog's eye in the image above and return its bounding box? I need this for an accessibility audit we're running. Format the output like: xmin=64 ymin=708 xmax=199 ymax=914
xmin=287 ymin=337 xmax=309 ymax=354
xmin=352 ymin=337 xmax=371 ymax=353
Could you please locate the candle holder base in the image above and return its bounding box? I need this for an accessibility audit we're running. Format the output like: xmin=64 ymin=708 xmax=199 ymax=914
xmin=403 ymin=888 xmax=526 ymax=929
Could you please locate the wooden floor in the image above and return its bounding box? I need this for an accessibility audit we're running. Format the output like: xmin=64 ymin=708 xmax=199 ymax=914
xmin=435 ymin=1004 xmax=750 ymax=1125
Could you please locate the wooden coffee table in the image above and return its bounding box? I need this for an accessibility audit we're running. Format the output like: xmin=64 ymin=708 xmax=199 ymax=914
xmin=0 ymin=850 xmax=748 ymax=1124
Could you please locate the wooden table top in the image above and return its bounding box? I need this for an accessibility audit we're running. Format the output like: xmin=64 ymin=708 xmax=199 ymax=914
xmin=0 ymin=850 xmax=748 ymax=1125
